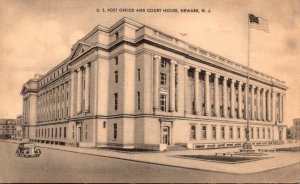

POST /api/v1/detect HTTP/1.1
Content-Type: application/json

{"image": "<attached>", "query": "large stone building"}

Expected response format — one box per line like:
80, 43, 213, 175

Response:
292, 118, 300, 140
21, 17, 287, 150
0, 119, 16, 139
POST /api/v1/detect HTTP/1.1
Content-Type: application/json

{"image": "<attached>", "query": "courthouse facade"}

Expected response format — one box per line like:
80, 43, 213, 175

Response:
21, 18, 287, 150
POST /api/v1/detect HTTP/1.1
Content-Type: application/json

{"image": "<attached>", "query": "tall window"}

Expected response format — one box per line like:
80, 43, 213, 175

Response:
229, 127, 233, 139
55, 128, 57, 138
160, 59, 166, 68
263, 128, 265, 139
115, 56, 118, 65
251, 128, 254, 139
64, 127, 67, 139
114, 71, 118, 83
114, 93, 118, 110
113, 123, 117, 140
237, 127, 241, 139
72, 126, 75, 139
257, 128, 260, 139
201, 126, 207, 139
268, 128, 271, 139
160, 73, 166, 85
115, 32, 119, 40
52, 128, 53, 138
85, 124, 88, 139
137, 91, 141, 110
221, 126, 225, 139
137, 69, 141, 81
59, 127, 61, 138
160, 94, 167, 111
212, 126, 216, 139
190, 125, 196, 139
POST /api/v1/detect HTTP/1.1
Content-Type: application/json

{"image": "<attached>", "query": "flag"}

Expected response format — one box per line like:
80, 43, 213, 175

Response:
249, 14, 269, 32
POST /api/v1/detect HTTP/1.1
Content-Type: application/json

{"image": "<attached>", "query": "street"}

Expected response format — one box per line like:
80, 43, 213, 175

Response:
0, 142, 299, 183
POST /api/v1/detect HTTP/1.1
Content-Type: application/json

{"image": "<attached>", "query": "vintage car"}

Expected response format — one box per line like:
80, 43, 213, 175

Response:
16, 142, 41, 157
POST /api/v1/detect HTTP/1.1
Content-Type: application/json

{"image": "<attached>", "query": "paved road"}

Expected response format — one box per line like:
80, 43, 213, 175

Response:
0, 142, 299, 183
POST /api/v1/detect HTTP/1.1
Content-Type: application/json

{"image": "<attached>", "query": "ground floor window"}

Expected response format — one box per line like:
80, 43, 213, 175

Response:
229, 127, 233, 139
113, 123, 117, 140
212, 126, 216, 139
257, 128, 260, 139
190, 125, 196, 139
201, 126, 207, 139
263, 128, 265, 139
237, 127, 241, 139
221, 126, 225, 139
64, 127, 67, 139
251, 128, 254, 139
268, 128, 271, 139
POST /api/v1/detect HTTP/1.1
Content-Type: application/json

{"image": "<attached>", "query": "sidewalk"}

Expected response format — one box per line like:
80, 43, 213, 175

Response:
3, 139, 300, 174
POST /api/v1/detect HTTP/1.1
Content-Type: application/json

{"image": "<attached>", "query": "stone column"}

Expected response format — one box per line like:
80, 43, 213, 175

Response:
283, 94, 286, 123
84, 63, 90, 112
214, 74, 220, 117
279, 93, 282, 122
262, 88, 266, 121
184, 65, 190, 115
176, 63, 185, 115
223, 77, 228, 118
76, 67, 82, 114
251, 85, 255, 120
237, 81, 243, 119
205, 71, 211, 116
267, 90, 271, 121
70, 71, 76, 117
230, 79, 236, 118
153, 55, 161, 111
272, 91, 276, 123
257, 87, 261, 121
170, 60, 177, 112
194, 68, 201, 115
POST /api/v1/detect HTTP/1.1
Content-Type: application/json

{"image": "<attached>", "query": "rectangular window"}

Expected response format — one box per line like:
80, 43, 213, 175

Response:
257, 128, 260, 139
190, 125, 196, 139
115, 56, 118, 65
48, 128, 50, 138
160, 59, 166, 68
72, 126, 75, 139
201, 126, 207, 139
237, 127, 241, 139
221, 127, 225, 139
52, 128, 54, 138
55, 128, 57, 138
229, 127, 233, 139
85, 124, 88, 139
160, 73, 166, 85
251, 128, 254, 139
268, 128, 271, 139
113, 123, 117, 140
137, 91, 141, 110
64, 127, 67, 139
115, 32, 119, 40
114, 93, 118, 110
137, 69, 141, 81
263, 128, 265, 139
103, 121, 106, 128
59, 127, 61, 138
160, 94, 167, 111
114, 71, 118, 83
212, 126, 216, 139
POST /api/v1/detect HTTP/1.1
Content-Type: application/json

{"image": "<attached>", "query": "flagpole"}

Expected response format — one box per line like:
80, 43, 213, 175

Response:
246, 14, 250, 142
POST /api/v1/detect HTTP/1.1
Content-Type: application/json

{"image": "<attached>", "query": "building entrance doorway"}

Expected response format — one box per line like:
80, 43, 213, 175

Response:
162, 126, 170, 145
76, 122, 82, 145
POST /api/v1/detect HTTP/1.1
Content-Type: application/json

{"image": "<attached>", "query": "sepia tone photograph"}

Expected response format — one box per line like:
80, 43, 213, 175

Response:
0, 0, 299, 183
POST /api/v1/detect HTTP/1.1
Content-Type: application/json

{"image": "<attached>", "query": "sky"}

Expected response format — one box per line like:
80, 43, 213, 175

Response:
0, 0, 299, 127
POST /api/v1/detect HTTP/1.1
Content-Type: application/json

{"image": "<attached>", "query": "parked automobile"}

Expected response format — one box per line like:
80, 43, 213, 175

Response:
16, 142, 41, 157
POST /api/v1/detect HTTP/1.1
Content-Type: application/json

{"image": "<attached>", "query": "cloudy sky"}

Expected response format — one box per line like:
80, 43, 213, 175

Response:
0, 0, 299, 126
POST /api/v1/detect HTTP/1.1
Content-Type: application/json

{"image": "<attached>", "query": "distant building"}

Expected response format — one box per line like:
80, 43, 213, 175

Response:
20, 17, 287, 150
293, 118, 300, 140
16, 115, 24, 140
0, 119, 16, 139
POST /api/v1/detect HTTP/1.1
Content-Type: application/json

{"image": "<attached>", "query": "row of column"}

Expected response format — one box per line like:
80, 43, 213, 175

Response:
152, 55, 285, 123
76, 63, 90, 114
37, 81, 70, 122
